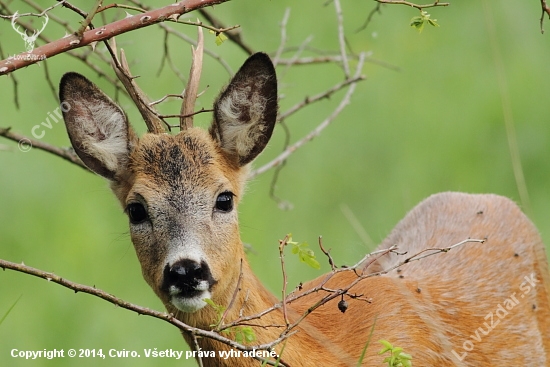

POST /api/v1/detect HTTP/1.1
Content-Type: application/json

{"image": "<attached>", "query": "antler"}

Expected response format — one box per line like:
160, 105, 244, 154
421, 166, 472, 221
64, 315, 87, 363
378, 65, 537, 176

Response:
108, 38, 166, 134
180, 26, 204, 130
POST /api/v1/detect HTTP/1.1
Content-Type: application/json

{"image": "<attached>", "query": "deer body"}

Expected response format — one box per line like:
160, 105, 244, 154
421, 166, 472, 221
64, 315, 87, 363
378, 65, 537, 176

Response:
60, 53, 550, 366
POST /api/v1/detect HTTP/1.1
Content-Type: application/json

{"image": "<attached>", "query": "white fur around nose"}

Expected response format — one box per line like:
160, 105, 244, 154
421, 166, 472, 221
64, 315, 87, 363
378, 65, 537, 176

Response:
165, 239, 211, 313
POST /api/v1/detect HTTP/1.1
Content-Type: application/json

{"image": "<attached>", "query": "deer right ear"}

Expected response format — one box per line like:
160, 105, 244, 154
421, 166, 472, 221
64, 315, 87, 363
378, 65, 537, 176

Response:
210, 52, 278, 166
59, 72, 136, 181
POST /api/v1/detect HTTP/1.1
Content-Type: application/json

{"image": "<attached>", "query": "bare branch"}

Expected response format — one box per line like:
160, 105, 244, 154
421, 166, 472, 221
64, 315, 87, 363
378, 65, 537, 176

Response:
250, 52, 367, 179
273, 8, 291, 67
333, 0, 349, 77
75, 0, 103, 38
0, 0, 231, 76
356, 2, 383, 32
0, 258, 290, 367
198, 8, 255, 55
375, 0, 450, 10
278, 236, 291, 327
0, 127, 88, 171
107, 39, 167, 133
541, 0, 550, 33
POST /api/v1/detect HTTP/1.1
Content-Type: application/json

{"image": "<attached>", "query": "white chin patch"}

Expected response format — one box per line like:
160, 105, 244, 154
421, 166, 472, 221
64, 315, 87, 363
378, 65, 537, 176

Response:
171, 291, 211, 313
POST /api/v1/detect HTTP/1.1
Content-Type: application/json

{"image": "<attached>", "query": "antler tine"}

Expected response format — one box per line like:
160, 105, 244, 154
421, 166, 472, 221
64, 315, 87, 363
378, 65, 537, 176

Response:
180, 26, 204, 130
109, 38, 166, 134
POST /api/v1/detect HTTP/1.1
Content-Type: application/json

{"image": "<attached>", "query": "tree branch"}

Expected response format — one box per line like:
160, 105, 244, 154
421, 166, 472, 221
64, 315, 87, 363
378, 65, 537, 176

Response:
0, 127, 88, 171
374, 0, 450, 10
250, 52, 367, 179
0, 0, 231, 76
0, 258, 289, 367
541, 0, 550, 33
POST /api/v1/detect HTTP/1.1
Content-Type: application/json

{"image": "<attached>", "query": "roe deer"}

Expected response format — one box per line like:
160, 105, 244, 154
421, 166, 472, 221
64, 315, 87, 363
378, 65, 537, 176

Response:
59, 53, 550, 366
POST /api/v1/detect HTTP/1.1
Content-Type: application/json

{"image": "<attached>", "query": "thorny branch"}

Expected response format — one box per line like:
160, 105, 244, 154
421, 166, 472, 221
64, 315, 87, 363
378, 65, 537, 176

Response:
250, 52, 367, 179
0, 0, 231, 75
0, 258, 288, 367
0, 236, 484, 365
374, 0, 450, 10
0, 127, 87, 170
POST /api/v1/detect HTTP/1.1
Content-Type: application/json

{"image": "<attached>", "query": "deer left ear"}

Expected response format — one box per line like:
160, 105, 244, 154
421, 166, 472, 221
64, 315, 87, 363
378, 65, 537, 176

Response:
210, 52, 278, 166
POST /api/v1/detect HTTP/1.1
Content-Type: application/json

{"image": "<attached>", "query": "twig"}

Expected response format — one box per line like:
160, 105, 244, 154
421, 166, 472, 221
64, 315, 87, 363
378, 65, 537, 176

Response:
157, 31, 186, 81
250, 52, 367, 179
0, 0, 64, 18
218, 260, 244, 329
374, 0, 450, 10
0, 258, 290, 366
106, 38, 167, 133
278, 236, 291, 327
126, 0, 233, 74
0, 0, 231, 76
356, 2, 383, 32
540, 0, 550, 33
179, 19, 240, 34
333, 0, 349, 77
191, 333, 204, 367
158, 23, 233, 75
318, 236, 336, 271
0, 43, 19, 109
75, 0, 103, 38
0, 127, 88, 171
273, 8, 291, 67
198, 8, 255, 55
279, 73, 366, 122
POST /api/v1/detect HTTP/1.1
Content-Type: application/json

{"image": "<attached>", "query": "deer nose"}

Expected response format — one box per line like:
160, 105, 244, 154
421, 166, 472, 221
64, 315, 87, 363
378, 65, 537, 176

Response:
162, 259, 216, 297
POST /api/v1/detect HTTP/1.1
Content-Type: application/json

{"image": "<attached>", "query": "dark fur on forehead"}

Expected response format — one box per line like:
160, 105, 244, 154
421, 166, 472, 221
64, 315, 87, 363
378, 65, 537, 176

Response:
131, 133, 215, 188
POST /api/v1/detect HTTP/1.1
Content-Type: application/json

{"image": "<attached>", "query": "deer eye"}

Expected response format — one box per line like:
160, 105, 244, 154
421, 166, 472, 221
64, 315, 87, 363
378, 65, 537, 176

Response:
127, 202, 149, 224
215, 192, 234, 212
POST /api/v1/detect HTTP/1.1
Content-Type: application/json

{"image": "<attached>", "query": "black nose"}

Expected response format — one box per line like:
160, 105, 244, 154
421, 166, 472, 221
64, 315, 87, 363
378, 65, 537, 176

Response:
161, 259, 216, 297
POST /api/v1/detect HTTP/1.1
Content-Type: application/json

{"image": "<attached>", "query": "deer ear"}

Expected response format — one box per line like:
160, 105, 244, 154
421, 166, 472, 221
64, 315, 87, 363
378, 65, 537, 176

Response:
59, 72, 136, 181
210, 52, 278, 166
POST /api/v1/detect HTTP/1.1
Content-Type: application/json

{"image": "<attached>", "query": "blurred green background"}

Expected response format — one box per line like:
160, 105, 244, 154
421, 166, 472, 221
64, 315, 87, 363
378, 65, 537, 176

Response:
1, 1, 549, 366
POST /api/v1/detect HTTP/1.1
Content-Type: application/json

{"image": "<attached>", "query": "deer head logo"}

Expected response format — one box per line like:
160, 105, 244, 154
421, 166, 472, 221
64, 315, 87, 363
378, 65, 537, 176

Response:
11, 12, 49, 52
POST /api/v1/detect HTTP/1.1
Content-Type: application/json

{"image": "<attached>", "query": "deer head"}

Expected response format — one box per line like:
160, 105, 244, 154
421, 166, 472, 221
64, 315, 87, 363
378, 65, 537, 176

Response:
59, 53, 277, 316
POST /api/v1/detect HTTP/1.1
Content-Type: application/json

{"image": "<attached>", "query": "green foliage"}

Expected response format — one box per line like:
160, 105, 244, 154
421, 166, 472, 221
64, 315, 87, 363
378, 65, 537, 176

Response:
410, 11, 439, 32
209, 30, 228, 45
379, 340, 413, 367
233, 326, 256, 344
203, 298, 226, 328
287, 236, 321, 269
204, 298, 256, 344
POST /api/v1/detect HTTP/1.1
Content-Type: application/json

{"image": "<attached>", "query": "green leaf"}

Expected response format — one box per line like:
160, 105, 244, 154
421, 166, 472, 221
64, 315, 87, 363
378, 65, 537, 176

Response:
208, 30, 228, 46
410, 11, 439, 33
215, 33, 228, 46
378, 339, 393, 354
290, 241, 321, 269
410, 16, 425, 32
234, 326, 256, 344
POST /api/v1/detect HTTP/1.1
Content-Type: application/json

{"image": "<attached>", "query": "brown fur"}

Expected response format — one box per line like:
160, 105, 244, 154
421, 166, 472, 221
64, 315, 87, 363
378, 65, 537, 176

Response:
59, 53, 550, 366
